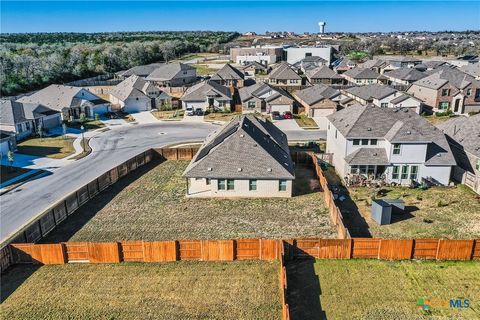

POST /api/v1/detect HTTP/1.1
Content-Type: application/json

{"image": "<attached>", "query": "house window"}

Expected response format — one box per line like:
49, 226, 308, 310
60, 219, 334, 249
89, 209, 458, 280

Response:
356, 79, 361, 84
466, 88, 472, 96
438, 101, 449, 110
249, 179, 257, 191
335, 130, 338, 139
368, 80, 374, 84
25, 122, 31, 131
401, 165, 409, 179
227, 179, 235, 190
353, 139, 360, 145
392, 166, 400, 179
350, 165, 359, 174
359, 165, 367, 174
393, 143, 401, 155
206, 178, 211, 185
380, 103, 388, 108
361, 139, 368, 145
328, 123, 330, 130
17, 124, 23, 133
370, 139, 378, 145
218, 101, 227, 108
410, 166, 418, 180
248, 101, 256, 109
441, 89, 450, 96
476, 160, 480, 171
367, 166, 375, 175
218, 179, 226, 190
475, 89, 480, 99
279, 180, 287, 191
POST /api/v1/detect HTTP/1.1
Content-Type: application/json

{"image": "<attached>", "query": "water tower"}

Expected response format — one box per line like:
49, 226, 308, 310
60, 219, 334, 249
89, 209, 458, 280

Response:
318, 21, 326, 34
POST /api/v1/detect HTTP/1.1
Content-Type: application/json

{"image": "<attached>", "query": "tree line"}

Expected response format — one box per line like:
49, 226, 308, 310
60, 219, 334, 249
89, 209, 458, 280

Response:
0, 31, 239, 96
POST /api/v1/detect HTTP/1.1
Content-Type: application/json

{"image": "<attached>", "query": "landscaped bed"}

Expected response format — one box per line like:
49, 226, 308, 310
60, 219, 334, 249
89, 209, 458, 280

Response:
2, 261, 281, 319
152, 109, 184, 120
67, 120, 105, 131
41, 160, 335, 242
287, 259, 480, 320
16, 136, 76, 159
294, 114, 319, 128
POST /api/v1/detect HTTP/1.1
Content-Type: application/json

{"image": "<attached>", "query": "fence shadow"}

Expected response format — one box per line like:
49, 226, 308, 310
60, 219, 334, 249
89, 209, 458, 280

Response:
39, 159, 163, 243
293, 164, 320, 197
334, 187, 372, 238
1, 264, 40, 303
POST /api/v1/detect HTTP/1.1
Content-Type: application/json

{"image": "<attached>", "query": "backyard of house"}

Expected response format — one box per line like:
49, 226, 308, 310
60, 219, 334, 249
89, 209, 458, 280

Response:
2, 261, 282, 320
287, 259, 480, 320
42, 160, 336, 242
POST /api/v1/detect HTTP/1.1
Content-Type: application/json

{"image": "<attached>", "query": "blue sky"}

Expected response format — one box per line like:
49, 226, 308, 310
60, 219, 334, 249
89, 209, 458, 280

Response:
1, 1, 479, 33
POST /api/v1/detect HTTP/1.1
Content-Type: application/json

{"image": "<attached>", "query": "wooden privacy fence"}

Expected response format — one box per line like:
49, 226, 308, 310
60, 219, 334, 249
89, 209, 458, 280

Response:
9, 238, 479, 266
279, 245, 290, 320
308, 152, 351, 239
153, 147, 199, 160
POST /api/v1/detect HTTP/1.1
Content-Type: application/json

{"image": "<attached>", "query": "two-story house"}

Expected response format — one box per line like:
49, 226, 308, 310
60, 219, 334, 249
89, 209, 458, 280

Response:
183, 114, 294, 198
437, 114, 480, 194
210, 64, 245, 88
109, 75, 171, 113
326, 105, 455, 186
407, 68, 480, 115
305, 66, 345, 85
267, 62, 303, 88
384, 67, 428, 86
342, 67, 388, 85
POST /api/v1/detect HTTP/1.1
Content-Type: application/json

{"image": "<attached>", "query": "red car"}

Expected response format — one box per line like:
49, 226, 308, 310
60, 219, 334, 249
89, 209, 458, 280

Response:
283, 111, 293, 119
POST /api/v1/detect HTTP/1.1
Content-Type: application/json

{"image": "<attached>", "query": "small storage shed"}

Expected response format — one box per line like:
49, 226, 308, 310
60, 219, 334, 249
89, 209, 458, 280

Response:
371, 200, 392, 225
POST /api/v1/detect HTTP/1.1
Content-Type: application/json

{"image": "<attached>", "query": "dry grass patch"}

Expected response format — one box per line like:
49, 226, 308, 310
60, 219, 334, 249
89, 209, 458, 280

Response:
16, 136, 75, 159
1, 261, 281, 320
42, 160, 335, 242
288, 259, 480, 320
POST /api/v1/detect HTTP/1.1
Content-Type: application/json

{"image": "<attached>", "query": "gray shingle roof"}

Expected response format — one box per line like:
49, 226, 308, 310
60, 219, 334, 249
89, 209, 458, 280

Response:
437, 114, 480, 158
294, 84, 340, 105
344, 84, 397, 101
384, 68, 428, 82
146, 63, 195, 81
389, 94, 420, 105
181, 80, 231, 102
17, 84, 105, 111
306, 66, 343, 80
240, 61, 268, 71
459, 63, 480, 78
183, 115, 294, 179
110, 75, 164, 102
327, 105, 456, 165
359, 59, 387, 69
345, 148, 389, 165
0, 100, 58, 125
210, 64, 245, 81
269, 62, 302, 80
238, 82, 292, 104
116, 63, 164, 78
343, 67, 384, 80
414, 68, 477, 90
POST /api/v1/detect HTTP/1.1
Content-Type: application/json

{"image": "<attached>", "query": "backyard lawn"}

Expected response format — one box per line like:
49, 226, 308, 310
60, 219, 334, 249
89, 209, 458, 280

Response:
2, 261, 281, 320
287, 259, 480, 320
42, 160, 335, 242
294, 114, 319, 128
16, 136, 76, 159
192, 64, 218, 76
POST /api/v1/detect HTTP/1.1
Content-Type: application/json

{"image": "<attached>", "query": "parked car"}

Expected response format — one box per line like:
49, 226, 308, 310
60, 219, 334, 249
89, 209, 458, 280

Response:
186, 107, 194, 116
271, 111, 283, 120
195, 108, 204, 116
283, 111, 293, 119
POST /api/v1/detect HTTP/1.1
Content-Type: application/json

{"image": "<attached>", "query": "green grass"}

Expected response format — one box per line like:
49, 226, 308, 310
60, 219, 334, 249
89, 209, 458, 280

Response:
192, 64, 218, 76
294, 114, 319, 128
348, 185, 480, 239
1, 261, 281, 320
287, 259, 480, 320
16, 136, 76, 159
204, 112, 242, 122
67, 120, 105, 131
42, 160, 335, 242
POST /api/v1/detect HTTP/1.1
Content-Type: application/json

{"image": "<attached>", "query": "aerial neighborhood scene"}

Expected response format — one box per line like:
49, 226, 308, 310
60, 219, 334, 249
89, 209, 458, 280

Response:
1, 1, 480, 319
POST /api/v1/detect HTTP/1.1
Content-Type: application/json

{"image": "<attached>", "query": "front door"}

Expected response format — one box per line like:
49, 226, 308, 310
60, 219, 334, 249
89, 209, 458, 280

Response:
454, 99, 461, 113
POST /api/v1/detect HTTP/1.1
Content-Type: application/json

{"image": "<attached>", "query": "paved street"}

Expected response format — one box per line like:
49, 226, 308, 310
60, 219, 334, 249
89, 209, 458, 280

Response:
0, 121, 326, 244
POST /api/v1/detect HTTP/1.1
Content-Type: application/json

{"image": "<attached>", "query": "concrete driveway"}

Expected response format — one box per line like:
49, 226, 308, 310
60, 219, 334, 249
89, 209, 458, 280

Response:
272, 119, 301, 131
183, 114, 205, 122
130, 111, 159, 124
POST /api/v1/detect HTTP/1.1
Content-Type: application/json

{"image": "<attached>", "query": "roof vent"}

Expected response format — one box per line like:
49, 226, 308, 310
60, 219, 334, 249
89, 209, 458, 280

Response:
237, 168, 242, 172
367, 127, 372, 131
267, 168, 272, 172
240, 134, 244, 137
406, 131, 411, 135
207, 167, 212, 171
373, 152, 378, 156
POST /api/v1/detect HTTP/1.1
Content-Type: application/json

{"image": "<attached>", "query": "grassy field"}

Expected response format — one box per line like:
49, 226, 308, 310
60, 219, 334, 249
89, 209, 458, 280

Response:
42, 160, 335, 242
348, 185, 480, 239
192, 64, 219, 75
16, 136, 76, 159
204, 112, 242, 122
294, 114, 319, 128
2, 261, 281, 320
287, 259, 480, 320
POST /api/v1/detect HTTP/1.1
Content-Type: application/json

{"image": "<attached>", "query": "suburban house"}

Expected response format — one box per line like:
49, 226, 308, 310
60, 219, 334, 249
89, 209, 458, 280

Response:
115, 63, 164, 80
415, 60, 450, 71
407, 68, 480, 114
17, 84, 110, 120
230, 46, 283, 65
146, 63, 197, 87
182, 114, 295, 197
0, 130, 16, 156
334, 58, 357, 74
341, 67, 388, 85
382, 57, 422, 72
305, 66, 345, 85
358, 59, 388, 74
293, 56, 329, 73
109, 75, 171, 113
384, 67, 428, 86
437, 114, 480, 194
210, 64, 245, 88
293, 84, 341, 129
239, 61, 268, 79
326, 105, 456, 186
0, 100, 61, 140
459, 62, 480, 79
267, 62, 303, 88
181, 80, 232, 112
238, 82, 295, 114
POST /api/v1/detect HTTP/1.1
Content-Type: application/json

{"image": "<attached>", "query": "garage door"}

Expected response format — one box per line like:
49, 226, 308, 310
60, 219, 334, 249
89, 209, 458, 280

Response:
270, 104, 291, 113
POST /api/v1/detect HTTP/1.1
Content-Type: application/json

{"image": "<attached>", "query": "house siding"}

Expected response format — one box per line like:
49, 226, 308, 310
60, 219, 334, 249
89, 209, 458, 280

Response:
187, 178, 292, 198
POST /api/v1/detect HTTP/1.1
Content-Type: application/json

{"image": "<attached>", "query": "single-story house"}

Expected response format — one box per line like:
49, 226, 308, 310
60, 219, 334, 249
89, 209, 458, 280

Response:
115, 63, 165, 80
109, 75, 171, 113
0, 100, 61, 140
146, 63, 197, 87
342, 67, 388, 85
181, 80, 232, 112
0, 130, 17, 156
305, 66, 345, 85
238, 82, 295, 114
17, 84, 110, 121
183, 114, 295, 197
238, 61, 269, 79
384, 67, 428, 86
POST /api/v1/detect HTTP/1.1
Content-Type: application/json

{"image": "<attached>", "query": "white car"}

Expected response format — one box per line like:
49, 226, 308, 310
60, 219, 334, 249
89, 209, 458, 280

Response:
186, 107, 194, 116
